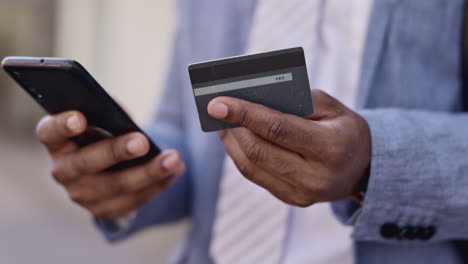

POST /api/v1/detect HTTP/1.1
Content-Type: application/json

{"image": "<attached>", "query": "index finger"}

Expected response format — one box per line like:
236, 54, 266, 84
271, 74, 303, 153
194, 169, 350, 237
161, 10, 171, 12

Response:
36, 110, 87, 153
208, 97, 322, 152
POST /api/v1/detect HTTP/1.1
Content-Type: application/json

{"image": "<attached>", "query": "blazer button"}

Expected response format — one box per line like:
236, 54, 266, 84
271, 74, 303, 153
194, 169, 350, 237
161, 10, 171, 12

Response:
380, 223, 400, 239
400, 226, 417, 240
417, 226, 436, 240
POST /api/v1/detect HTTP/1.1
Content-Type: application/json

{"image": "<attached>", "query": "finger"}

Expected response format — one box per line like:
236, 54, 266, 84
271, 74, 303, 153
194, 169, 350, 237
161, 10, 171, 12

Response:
85, 176, 175, 220
36, 111, 87, 153
67, 150, 185, 203
230, 128, 329, 204
208, 97, 323, 152
220, 130, 298, 205
229, 127, 310, 182
52, 132, 151, 183
309, 89, 347, 120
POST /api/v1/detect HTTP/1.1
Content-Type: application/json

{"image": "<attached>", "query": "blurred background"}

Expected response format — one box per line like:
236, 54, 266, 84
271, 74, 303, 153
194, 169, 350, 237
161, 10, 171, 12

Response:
0, 0, 189, 263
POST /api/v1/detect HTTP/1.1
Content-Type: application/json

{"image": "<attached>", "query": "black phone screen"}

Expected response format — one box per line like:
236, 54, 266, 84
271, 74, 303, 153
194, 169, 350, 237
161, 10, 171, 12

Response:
2, 59, 160, 169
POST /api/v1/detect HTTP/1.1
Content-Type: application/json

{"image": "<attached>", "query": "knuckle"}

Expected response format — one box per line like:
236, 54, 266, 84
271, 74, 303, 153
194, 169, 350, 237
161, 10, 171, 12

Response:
267, 118, 288, 142
280, 197, 298, 206
68, 191, 84, 204
275, 159, 298, 176
117, 197, 133, 210
143, 166, 154, 182
137, 190, 158, 207
141, 194, 156, 206
102, 180, 124, 196
145, 161, 164, 181
71, 155, 89, 175
312, 182, 329, 198
108, 210, 129, 220
131, 194, 147, 207
126, 177, 147, 193
294, 199, 314, 208
245, 142, 264, 164
118, 196, 142, 215
322, 140, 346, 166
218, 130, 228, 140
91, 208, 108, 219
87, 205, 102, 217
237, 163, 256, 181
50, 164, 64, 183
237, 106, 250, 126
304, 178, 331, 201
110, 140, 126, 163
51, 161, 76, 183
270, 186, 302, 206
292, 192, 315, 207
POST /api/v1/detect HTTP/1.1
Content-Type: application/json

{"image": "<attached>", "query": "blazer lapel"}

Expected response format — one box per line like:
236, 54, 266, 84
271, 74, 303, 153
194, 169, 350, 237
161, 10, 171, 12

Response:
357, 0, 401, 109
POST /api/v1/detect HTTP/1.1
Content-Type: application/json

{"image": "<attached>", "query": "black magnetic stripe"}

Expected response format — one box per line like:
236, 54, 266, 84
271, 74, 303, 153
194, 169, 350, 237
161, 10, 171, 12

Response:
189, 50, 305, 84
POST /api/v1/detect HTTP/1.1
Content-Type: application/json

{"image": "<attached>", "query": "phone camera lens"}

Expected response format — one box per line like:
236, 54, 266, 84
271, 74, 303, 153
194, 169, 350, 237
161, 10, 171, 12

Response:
40, 59, 45, 64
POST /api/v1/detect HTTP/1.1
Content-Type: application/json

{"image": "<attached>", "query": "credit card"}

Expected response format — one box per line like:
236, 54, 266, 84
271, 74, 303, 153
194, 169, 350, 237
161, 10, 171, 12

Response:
188, 47, 314, 132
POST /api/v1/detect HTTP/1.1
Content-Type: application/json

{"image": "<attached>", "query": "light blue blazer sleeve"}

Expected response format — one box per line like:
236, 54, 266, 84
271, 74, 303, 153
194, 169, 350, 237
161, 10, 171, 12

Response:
332, 0, 468, 245
333, 109, 468, 243
95, 27, 193, 243
355, 110, 468, 242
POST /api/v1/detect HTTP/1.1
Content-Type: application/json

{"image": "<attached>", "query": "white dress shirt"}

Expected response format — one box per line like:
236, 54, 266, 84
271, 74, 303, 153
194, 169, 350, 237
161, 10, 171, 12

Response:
219, 1, 373, 263
119, 1, 373, 263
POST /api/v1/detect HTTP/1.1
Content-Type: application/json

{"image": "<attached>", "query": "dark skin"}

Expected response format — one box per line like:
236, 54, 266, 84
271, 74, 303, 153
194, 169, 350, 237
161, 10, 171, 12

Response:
36, 112, 186, 220
207, 89, 371, 207
36, 89, 369, 220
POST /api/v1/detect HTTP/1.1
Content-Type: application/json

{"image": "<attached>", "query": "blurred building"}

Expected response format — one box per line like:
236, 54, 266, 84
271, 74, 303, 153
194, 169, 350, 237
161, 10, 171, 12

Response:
0, 1, 188, 263
0, 0, 55, 131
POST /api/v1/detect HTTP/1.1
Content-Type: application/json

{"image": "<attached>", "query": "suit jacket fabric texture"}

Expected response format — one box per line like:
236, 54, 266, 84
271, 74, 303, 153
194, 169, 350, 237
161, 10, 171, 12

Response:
96, 0, 468, 263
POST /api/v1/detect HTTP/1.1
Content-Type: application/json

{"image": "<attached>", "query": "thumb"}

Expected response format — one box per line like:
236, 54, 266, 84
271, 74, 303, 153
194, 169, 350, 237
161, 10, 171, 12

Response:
308, 89, 348, 120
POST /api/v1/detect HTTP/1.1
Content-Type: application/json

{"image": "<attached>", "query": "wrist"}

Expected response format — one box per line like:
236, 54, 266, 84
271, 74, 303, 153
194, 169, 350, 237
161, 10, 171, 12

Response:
351, 165, 370, 204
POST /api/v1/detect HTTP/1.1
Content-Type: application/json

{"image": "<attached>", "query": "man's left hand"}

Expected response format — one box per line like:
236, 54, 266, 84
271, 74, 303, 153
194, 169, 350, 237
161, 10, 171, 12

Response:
207, 89, 371, 207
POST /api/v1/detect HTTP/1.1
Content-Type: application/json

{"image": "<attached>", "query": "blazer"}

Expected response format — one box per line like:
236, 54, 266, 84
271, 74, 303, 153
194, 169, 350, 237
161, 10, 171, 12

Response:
96, 0, 468, 263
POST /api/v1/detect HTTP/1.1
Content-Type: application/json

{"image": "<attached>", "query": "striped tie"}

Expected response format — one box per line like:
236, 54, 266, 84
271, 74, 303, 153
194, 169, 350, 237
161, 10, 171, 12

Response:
210, 1, 322, 263
210, 157, 289, 264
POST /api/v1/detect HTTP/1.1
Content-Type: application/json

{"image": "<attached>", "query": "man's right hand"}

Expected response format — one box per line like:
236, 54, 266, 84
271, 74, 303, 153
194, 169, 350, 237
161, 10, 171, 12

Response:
36, 110, 186, 220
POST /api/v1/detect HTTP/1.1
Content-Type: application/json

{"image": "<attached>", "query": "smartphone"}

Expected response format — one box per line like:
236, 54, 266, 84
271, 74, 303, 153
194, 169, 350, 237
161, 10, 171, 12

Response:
1, 56, 161, 170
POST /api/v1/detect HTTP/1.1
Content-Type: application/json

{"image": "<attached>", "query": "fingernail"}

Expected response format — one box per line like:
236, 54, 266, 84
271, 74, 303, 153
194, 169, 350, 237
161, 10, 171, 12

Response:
66, 115, 81, 132
208, 101, 228, 119
162, 153, 180, 171
126, 137, 146, 155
